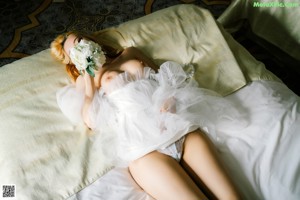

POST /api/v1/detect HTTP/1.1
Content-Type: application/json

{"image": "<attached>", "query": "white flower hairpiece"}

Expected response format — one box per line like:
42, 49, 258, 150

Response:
69, 39, 106, 77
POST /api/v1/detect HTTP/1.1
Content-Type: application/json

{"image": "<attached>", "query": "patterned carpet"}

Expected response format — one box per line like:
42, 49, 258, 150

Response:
0, 0, 299, 95
0, 0, 229, 66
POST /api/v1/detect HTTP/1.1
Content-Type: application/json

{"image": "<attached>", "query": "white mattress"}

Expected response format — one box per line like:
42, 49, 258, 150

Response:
70, 80, 300, 200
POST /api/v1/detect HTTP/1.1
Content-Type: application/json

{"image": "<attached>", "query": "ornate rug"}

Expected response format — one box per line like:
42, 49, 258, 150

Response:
0, 0, 230, 66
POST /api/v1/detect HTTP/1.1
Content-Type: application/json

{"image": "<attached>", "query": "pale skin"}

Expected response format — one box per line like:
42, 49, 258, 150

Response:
63, 34, 241, 200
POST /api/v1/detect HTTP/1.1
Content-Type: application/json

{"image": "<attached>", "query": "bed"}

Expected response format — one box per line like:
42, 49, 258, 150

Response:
0, 4, 299, 200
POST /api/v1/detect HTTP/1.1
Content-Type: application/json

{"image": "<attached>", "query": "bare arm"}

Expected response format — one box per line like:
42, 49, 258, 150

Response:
81, 72, 95, 128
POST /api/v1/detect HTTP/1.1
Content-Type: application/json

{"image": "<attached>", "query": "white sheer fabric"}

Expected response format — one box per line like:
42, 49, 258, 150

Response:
72, 80, 300, 200
57, 61, 246, 166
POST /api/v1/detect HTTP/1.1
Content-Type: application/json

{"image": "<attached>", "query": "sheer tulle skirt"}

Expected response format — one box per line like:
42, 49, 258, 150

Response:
95, 61, 248, 165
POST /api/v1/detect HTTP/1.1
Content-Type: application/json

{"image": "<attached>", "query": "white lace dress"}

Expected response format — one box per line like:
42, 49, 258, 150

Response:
57, 61, 245, 165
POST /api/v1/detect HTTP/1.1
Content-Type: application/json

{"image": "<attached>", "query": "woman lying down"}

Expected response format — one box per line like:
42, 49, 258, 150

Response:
51, 32, 300, 200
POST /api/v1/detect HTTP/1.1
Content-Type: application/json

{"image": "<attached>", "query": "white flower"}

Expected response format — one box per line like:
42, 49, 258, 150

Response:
69, 39, 106, 76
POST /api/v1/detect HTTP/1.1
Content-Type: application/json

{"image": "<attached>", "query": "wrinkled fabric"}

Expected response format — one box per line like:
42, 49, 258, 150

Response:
57, 61, 245, 165
72, 80, 300, 200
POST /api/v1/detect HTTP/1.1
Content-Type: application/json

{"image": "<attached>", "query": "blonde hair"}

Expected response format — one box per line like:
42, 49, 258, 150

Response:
50, 31, 122, 81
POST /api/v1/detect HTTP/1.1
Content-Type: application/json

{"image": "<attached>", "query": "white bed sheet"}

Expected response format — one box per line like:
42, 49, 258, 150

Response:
69, 80, 300, 200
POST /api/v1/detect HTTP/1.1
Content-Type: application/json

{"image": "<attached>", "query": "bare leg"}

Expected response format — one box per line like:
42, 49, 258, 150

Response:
181, 130, 241, 200
129, 151, 208, 200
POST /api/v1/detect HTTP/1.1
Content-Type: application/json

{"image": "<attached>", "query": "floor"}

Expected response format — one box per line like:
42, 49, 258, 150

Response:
0, 0, 229, 66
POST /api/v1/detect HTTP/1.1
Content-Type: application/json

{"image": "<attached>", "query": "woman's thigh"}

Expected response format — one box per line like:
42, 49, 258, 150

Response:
181, 130, 240, 200
129, 151, 208, 200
